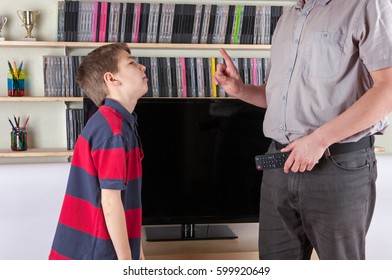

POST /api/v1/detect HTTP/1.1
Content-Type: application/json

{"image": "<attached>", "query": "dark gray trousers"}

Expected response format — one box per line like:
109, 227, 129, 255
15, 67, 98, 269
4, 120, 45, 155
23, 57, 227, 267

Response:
258, 142, 377, 260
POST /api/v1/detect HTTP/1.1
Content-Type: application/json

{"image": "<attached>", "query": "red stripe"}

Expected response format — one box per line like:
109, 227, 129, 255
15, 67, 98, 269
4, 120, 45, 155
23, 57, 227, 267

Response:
100, 106, 123, 135
48, 249, 71, 260
59, 194, 110, 239
125, 208, 142, 238
72, 137, 97, 176
93, 148, 127, 180
126, 148, 143, 182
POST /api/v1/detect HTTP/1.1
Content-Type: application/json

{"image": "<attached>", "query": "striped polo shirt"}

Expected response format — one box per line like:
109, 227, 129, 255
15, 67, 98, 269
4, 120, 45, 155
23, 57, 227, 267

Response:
49, 98, 143, 260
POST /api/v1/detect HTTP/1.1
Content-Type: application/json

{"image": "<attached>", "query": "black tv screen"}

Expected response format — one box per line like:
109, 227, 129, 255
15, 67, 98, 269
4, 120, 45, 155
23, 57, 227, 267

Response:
136, 98, 271, 239
84, 97, 271, 241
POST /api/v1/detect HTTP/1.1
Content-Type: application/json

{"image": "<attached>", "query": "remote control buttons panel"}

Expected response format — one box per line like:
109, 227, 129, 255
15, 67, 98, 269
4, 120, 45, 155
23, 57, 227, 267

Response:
255, 152, 290, 170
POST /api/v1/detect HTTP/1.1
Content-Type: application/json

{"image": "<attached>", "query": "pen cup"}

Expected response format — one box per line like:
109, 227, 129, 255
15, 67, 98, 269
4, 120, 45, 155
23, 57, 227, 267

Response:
8, 70, 25, 97
11, 128, 28, 151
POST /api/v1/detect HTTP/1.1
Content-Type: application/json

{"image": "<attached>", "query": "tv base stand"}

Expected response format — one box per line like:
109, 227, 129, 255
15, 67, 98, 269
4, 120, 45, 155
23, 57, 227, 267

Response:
145, 224, 238, 242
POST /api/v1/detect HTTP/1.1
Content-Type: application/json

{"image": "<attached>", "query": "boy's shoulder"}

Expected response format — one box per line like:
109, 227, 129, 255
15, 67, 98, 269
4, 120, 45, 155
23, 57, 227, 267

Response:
83, 104, 124, 137
97, 105, 124, 135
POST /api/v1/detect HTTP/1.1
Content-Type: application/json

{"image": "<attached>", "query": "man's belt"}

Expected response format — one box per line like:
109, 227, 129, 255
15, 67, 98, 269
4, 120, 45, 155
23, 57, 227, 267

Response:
274, 135, 375, 157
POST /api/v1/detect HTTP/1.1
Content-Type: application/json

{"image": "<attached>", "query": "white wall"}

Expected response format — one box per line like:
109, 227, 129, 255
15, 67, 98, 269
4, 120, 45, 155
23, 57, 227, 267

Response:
0, 156, 391, 260
366, 154, 392, 259
0, 163, 69, 260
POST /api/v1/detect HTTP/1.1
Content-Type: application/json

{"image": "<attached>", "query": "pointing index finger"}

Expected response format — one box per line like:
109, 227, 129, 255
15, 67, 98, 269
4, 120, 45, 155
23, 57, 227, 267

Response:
219, 48, 236, 68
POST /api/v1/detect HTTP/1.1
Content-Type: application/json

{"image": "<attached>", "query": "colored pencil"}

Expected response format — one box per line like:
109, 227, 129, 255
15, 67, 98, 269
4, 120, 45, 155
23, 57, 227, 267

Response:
22, 116, 30, 130
8, 117, 16, 130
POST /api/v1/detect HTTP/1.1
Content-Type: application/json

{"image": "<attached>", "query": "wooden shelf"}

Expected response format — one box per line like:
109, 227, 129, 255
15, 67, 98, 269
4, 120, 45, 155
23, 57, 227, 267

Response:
0, 96, 236, 102
0, 148, 73, 158
0, 96, 83, 102
0, 41, 271, 51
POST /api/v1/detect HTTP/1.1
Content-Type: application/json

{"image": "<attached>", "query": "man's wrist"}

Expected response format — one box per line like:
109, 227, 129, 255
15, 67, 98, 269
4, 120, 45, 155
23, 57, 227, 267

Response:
237, 84, 246, 97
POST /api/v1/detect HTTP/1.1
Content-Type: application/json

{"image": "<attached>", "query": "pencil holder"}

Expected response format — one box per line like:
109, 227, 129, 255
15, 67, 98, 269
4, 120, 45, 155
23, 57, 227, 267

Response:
7, 70, 25, 97
11, 128, 28, 151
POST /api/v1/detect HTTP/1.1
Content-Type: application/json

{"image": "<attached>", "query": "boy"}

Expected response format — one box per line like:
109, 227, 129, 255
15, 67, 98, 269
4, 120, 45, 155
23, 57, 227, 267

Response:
49, 43, 148, 260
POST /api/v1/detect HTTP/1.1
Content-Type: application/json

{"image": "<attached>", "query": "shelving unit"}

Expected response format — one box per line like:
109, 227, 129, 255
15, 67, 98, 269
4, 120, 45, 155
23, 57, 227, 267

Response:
0, 148, 73, 158
0, 37, 271, 162
0, 41, 271, 51
2, 0, 332, 164
0, 41, 270, 160
0, 93, 82, 161
0, 96, 83, 102
1, 0, 389, 163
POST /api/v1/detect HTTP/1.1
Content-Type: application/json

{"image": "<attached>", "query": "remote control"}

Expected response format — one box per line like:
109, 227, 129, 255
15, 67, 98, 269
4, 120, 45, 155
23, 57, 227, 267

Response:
255, 152, 290, 170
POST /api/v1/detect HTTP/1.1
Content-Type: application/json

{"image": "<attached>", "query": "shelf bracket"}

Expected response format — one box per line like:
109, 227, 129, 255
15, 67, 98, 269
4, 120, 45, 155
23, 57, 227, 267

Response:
64, 46, 70, 56
64, 101, 71, 109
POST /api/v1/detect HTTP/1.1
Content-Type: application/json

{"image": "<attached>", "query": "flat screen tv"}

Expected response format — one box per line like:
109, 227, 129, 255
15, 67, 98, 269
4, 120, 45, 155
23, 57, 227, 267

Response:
84, 97, 271, 241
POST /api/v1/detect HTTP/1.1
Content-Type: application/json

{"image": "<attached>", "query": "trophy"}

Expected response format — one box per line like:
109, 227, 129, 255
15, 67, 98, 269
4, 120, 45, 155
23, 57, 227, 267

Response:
17, 10, 40, 40
0, 16, 7, 41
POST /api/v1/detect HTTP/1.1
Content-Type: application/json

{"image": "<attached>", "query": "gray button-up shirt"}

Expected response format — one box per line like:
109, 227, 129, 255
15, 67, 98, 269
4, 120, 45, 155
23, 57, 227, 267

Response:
263, 0, 392, 144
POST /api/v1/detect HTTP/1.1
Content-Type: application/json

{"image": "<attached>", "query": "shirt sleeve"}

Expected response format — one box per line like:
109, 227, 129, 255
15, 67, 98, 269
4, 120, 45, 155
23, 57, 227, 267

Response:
92, 134, 127, 190
358, 0, 392, 71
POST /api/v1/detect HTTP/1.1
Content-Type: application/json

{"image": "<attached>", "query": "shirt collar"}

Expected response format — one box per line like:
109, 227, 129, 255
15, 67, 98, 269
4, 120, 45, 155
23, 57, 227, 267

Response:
103, 98, 137, 131
295, 0, 331, 9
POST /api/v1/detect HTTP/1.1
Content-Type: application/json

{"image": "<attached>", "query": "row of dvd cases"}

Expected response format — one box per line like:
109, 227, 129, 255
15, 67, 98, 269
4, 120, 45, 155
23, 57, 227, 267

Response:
43, 56, 270, 98
58, 1, 286, 44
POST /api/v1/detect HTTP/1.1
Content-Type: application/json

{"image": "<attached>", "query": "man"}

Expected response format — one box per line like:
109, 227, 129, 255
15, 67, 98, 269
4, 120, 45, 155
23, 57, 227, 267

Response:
214, 0, 392, 259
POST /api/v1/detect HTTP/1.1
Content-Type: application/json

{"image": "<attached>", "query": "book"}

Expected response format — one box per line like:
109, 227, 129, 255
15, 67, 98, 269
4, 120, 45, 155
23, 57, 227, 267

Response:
166, 57, 173, 97
150, 57, 159, 97
139, 3, 150, 43
200, 4, 211, 44
181, 57, 187, 97
210, 57, 217, 97
132, 3, 142, 43
225, 5, 235, 44
189, 57, 197, 97
57, 1, 65, 41
196, 57, 205, 97
98, 2, 108, 42
175, 57, 183, 97
207, 5, 217, 44
233, 5, 243, 44
124, 3, 134, 42
191, 4, 203, 43
203, 57, 211, 97
92, 1, 101, 42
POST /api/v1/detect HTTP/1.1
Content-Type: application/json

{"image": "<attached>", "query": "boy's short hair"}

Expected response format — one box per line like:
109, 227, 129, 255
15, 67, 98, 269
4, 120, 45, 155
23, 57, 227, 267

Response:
76, 43, 130, 107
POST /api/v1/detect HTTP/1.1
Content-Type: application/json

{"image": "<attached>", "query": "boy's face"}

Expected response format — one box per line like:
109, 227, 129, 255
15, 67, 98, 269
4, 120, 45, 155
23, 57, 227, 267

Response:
114, 50, 148, 98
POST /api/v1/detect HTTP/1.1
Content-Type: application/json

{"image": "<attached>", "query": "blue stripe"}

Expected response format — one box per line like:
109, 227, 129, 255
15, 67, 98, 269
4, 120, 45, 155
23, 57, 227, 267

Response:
51, 223, 141, 260
51, 223, 116, 259
67, 166, 142, 209
66, 166, 101, 208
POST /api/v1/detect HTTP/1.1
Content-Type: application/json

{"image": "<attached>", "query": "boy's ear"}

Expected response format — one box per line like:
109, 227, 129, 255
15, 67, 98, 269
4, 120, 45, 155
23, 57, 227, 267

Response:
103, 72, 119, 85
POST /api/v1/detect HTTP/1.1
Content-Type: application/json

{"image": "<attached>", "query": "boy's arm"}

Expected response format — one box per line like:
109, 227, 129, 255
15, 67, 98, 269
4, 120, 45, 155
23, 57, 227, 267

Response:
101, 189, 132, 260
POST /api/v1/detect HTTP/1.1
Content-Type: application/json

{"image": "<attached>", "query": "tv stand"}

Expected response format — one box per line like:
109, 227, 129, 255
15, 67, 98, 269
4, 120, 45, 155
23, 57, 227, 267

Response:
145, 224, 238, 242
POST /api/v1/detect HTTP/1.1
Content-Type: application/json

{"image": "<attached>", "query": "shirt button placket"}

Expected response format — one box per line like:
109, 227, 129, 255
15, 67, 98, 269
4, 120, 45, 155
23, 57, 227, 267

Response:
279, 11, 309, 140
